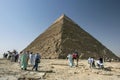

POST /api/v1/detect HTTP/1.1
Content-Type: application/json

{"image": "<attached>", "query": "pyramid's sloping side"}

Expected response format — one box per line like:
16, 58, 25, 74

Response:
24, 15, 119, 59
24, 19, 63, 59
58, 17, 118, 59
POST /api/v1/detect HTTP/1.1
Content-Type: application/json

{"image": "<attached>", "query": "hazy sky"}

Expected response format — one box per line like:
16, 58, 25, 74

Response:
0, 0, 120, 57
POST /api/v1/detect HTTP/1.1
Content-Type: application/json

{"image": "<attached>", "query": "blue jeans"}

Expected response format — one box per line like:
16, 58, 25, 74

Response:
32, 62, 38, 71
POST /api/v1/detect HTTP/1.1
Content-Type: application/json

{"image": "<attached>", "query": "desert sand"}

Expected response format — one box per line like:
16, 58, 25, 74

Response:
0, 58, 120, 80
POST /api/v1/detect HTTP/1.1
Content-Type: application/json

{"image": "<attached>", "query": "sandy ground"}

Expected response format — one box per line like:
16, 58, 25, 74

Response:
0, 58, 120, 80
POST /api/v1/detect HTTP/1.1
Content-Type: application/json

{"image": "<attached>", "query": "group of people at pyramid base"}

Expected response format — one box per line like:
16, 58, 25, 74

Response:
18, 51, 41, 71
88, 57, 104, 69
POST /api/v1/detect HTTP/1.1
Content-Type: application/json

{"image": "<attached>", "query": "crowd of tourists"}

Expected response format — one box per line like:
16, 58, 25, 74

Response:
88, 57, 104, 69
18, 51, 41, 71
67, 51, 79, 67
3, 50, 41, 71
3, 49, 109, 71
3, 50, 19, 62
67, 51, 104, 69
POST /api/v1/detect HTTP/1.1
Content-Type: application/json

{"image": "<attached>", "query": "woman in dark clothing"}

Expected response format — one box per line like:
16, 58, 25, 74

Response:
32, 53, 41, 71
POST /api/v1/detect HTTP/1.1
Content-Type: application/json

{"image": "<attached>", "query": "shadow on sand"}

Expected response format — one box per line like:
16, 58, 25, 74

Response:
51, 63, 68, 66
26, 69, 54, 73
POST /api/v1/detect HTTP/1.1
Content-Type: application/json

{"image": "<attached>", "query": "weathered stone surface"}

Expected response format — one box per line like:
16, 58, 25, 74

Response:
24, 14, 119, 59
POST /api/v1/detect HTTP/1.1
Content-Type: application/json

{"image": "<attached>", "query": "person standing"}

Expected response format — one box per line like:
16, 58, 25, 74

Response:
67, 53, 73, 67
20, 51, 28, 70
26, 51, 30, 65
18, 51, 22, 67
88, 57, 95, 68
72, 51, 79, 67
29, 52, 35, 66
32, 53, 41, 71
14, 50, 18, 62
7, 51, 12, 60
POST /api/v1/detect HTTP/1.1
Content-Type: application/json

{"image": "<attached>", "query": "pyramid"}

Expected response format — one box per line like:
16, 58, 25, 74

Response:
24, 14, 119, 59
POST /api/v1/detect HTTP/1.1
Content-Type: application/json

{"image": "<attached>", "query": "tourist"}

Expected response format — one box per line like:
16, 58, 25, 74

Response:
72, 51, 79, 67
26, 51, 30, 65
11, 51, 15, 62
7, 51, 12, 60
88, 57, 95, 68
20, 51, 29, 70
3, 53, 8, 59
29, 52, 35, 66
13, 50, 19, 62
32, 53, 41, 71
67, 53, 73, 67
18, 51, 22, 66
96, 58, 104, 69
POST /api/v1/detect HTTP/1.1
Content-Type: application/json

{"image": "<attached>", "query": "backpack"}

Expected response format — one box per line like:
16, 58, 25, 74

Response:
36, 58, 40, 63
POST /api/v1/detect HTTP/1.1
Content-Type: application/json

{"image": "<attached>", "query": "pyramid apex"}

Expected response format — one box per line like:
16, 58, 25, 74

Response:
53, 14, 76, 25
60, 14, 70, 19
60, 14, 67, 18
53, 14, 64, 24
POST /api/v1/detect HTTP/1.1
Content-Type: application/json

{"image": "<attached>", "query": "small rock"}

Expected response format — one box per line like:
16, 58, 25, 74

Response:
74, 72, 77, 74
51, 66, 54, 68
